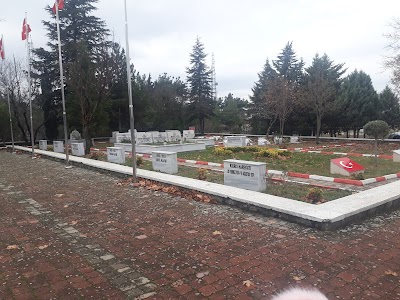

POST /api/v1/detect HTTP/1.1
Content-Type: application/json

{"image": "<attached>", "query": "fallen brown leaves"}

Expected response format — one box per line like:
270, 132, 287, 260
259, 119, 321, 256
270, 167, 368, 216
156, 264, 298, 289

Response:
115, 178, 217, 204
243, 280, 254, 287
6, 245, 19, 250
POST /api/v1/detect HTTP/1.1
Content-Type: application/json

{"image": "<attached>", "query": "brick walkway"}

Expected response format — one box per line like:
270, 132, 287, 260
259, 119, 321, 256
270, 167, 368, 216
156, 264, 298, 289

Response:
0, 151, 399, 300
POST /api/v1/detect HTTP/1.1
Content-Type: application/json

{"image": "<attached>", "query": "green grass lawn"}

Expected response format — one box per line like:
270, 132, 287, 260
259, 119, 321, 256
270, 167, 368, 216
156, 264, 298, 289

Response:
132, 159, 352, 202
177, 148, 400, 179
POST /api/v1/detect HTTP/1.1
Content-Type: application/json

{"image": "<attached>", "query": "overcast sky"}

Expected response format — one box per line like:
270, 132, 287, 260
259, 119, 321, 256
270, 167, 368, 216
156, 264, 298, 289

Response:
1, 0, 400, 99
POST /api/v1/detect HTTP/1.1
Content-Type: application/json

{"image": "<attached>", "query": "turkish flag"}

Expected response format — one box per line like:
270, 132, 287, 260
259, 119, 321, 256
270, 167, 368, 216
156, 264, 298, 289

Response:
52, 0, 65, 14
22, 18, 32, 41
0, 38, 4, 59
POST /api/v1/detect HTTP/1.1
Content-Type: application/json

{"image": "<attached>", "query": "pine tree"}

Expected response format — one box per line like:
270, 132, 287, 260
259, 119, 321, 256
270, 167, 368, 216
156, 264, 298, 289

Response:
186, 37, 214, 135
273, 41, 304, 85
337, 70, 380, 137
32, 0, 110, 141
379, 86, 400, 128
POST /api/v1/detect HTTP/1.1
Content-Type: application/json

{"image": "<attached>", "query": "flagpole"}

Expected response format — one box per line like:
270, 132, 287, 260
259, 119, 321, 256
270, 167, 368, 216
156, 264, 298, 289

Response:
124, 0, 137, 183
3, 36, 16, 153
55, 1, 70, 168
25, 13, 34, 157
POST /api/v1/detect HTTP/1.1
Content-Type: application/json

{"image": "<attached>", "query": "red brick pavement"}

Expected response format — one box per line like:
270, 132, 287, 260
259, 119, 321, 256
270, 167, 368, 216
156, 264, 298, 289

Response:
0, 151, 400, 299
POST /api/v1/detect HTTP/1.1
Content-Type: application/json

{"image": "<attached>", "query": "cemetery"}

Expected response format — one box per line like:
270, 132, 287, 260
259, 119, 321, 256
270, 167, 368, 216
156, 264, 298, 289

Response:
26, 130, 399, 204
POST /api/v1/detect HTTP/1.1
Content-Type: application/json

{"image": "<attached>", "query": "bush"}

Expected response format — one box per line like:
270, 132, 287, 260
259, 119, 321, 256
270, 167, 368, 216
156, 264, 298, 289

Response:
47, 145, 54, 151
88, 151, 106, 160
136, 155, 144, 166
213, 147, 233, 156
351, 173, 364, 180
305, 188, 323, 204
197, 168, 207, 180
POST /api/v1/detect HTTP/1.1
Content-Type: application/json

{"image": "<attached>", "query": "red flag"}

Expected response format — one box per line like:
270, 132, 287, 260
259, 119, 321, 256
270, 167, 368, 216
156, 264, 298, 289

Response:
22, 18, 32, 41
0, 38, 4, 60
52, 0, 65, 14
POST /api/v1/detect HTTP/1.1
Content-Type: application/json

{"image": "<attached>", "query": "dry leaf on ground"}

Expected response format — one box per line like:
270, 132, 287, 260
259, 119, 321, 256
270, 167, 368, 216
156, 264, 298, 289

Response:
6, 245, 19, 250
243, 280, 254, 287
385, 270, 398, 276
38, 244, 49, 250
212, 231, 222, 235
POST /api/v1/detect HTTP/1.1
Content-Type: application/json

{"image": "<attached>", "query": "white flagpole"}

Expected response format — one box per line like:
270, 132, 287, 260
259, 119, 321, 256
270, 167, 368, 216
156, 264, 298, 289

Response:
3, 36, 16, 153
124, 0, 137, 183
25, 13, 34, 157
55, 0, 71, 168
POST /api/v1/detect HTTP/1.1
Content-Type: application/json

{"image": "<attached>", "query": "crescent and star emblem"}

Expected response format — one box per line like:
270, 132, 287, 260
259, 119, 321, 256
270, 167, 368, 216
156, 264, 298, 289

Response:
339, 161, 353, 169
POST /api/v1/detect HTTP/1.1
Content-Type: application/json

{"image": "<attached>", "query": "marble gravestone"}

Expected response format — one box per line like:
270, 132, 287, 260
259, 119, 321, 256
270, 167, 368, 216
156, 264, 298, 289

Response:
224, 159, 267, 192
226, 136, 246, 147
106, 147, 125, 164
39, 140, 48, 150
71, 142, 85, 156
136, 132, 153, 144
183, 130, 195, 140
152, 132, 168, 144
393, 150, 400, 162
166, 130, 182, 143
152, 151, 178, 174
53, 141, 64, 153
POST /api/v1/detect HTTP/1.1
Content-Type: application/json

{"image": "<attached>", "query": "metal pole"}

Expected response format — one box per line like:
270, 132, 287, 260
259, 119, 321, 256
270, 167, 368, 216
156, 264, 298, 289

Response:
26, 13, 34, 157
124, 0, 137, 183
2, 36, 15, 153
55, 1, 71, 168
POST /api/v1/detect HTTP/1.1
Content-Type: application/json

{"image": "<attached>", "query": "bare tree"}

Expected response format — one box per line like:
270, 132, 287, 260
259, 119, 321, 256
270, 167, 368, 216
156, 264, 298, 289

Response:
264, 76, 296, 139
384, 18, 400, 93
0, 58, 43, 144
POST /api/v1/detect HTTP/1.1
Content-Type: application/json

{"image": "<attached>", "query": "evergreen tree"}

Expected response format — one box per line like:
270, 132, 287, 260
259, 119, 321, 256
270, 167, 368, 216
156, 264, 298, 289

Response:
379, 86, 400, 128
32, 0, 110, 140
273, 41, 304, 85
303, 53, 345, 143
337, 70, 380, 137
249, 59, 277, 134
186, 37, 214, 135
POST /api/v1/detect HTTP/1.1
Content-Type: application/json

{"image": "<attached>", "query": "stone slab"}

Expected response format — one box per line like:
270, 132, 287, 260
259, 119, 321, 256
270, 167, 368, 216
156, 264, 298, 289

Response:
53, 141, 64, 153
152, 151, 178, 174
71, 143, 85, 156
224, 159, 267, 192
39, 140, 48, 151
107, 147, 125, 164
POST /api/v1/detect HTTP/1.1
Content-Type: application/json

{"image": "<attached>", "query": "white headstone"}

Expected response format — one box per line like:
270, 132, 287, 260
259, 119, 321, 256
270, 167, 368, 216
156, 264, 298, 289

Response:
274, 136, 283, 144
152, 151, 178, 174
152, 131, 168, 144
107, 147, 125, 164
116, 132, 132, 143
393, 150, 400, 162
183, 130, 195, 140
290, 136, 300, 143
166, 130, 182, 143
224, 159, 267, 192
226, 136, 247, 147
53, 141, 64, 153
136, 132, 154, 144
257, 137, 270, 146
39, 140, 48, 150
71, 142, 85, 156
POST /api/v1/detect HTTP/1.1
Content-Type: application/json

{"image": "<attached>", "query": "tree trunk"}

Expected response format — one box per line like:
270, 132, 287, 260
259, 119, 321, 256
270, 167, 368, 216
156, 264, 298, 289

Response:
316, 115, 322, 145
265, 117, 277, 141
374, 138, 378, 167
82, 124, 92, 155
